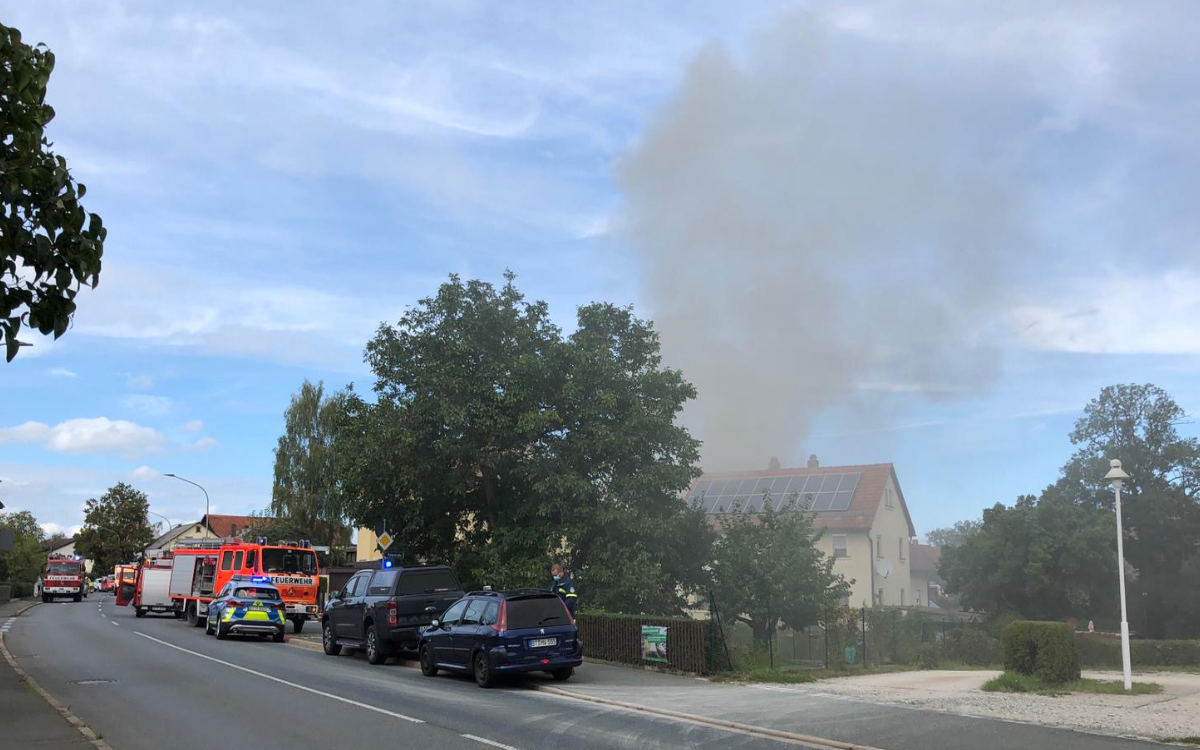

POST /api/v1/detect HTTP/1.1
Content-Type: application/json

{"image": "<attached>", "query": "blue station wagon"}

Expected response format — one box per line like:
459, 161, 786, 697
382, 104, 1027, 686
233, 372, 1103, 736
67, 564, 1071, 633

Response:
418, 590, 582, 687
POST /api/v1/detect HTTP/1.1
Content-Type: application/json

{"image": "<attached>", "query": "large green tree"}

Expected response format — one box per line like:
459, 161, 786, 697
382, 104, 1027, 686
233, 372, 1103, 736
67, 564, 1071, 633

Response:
709, 498, 848, 646
343, 272, 707, 613
1053, 384, 1200, 637
938, 492, 1117, 622
0, 509, 45, 583
1, 23, 105, 361
75, 483, 154, 574
271, 380, 350, 550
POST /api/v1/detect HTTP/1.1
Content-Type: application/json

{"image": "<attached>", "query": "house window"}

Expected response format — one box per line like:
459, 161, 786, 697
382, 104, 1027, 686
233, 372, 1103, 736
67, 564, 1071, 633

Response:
884, 488, 893, 508
899, 538, 906, 561
916, 592, 922, 606
832, 535, 848, 558
876, 535, 883, 558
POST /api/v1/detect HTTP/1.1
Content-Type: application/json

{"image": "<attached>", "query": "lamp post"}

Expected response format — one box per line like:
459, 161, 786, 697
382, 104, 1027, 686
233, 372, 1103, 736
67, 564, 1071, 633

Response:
1104, 458, 1133, 691
147, 510, 175, 533
164, 473, 210, 537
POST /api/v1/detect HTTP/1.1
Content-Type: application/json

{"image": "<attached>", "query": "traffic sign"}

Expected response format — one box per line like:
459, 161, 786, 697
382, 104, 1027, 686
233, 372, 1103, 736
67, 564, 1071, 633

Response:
377, 531, 393, 551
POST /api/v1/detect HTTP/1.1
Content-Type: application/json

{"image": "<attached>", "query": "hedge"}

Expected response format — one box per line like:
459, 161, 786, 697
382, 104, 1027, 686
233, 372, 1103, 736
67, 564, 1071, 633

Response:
0, 581, 33, 599
1002, 620, 1080, 684
1077, 635, 1200, 667
576, 612, 716, 674
946, 627, 1000, 666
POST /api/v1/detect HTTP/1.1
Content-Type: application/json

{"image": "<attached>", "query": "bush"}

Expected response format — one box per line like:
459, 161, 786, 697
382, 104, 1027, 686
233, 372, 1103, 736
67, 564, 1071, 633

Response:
1002, 621, 1080, 684
1, 581, 32, 598
913, 644, 940, 669
946, 628, 1000, 666
1077, 635, 1200, 667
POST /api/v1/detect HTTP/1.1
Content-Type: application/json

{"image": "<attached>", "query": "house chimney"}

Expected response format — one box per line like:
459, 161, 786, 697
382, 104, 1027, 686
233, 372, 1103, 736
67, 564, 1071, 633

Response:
768, 456, 781, 471
807, 454, 819, 469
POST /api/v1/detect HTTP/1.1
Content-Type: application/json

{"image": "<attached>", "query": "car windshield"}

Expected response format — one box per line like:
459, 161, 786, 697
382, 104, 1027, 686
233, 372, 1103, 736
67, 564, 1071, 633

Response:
260, 548, 317, 575
505, 596, 569, 629
233, 587, 280, 601
46, 561, 78, 574
396, 568, 460, 595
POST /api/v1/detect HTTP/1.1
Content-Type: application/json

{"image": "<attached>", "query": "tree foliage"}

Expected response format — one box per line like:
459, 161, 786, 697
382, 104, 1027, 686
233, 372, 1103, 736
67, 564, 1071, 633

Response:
709, 498, 849, 645
271, 380, 350, 549
939, 384, 1200, 637
75, 483, 154, 574
1, 23, 105, 361
341, 272, 707, 614
925, 520, 980, 548
0, 509, 45, 583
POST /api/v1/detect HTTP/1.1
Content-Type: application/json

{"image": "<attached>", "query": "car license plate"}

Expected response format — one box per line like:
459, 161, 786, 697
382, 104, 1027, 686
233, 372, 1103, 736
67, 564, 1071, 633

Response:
528, 637, 557, 648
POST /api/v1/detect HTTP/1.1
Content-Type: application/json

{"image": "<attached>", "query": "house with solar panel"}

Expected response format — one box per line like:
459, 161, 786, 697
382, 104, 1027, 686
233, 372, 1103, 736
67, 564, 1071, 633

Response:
688, 455, 917, 608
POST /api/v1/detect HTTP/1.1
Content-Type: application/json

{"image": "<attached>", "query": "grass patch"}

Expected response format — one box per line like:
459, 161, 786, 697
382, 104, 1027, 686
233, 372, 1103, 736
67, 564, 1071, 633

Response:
983, 671, 1163, 696
714, 663, 914, 684
1161, 737, 1200, 745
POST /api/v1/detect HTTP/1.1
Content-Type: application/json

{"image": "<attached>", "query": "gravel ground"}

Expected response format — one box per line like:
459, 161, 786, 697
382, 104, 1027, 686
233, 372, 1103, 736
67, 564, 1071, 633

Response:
775, 669, 1200, 742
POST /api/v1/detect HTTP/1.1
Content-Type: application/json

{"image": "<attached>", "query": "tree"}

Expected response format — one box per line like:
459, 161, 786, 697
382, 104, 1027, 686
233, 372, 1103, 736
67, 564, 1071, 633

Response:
0, 510, 45, 583
344, 272, 707, 613
709, 498, 849, 646
938, 492, 1117, 622
1053, 384, 1200, 637
74, 483, 154, 574
1, 23, 106, 361
271, 380, 350, 551
926, 520, 981, 548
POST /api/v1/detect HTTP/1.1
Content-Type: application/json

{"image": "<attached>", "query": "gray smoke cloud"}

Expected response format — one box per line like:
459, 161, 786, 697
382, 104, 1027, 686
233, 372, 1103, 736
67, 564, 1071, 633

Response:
618, 9, 1058, 471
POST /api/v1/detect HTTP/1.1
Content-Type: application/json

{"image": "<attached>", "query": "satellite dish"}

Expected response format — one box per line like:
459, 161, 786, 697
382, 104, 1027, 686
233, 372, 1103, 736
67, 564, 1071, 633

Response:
876, 559, 893, 579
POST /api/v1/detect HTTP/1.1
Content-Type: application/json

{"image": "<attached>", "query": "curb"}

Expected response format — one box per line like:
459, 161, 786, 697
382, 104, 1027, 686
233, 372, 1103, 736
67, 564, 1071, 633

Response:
529, 683, 885, 750
0, 605, 112, 750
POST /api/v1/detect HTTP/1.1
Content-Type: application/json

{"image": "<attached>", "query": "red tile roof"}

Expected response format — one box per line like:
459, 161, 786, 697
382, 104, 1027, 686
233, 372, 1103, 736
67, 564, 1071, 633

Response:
694, 463, 916, 536
909, 542, 941, 575
201, 514, 272, 538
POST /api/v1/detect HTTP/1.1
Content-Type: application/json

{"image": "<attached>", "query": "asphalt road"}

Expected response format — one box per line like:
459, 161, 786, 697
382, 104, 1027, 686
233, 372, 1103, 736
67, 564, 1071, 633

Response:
4, 598, 1173, 750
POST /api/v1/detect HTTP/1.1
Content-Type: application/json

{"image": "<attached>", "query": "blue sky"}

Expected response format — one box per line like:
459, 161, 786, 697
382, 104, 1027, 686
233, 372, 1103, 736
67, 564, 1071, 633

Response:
3, 1, 1199, 540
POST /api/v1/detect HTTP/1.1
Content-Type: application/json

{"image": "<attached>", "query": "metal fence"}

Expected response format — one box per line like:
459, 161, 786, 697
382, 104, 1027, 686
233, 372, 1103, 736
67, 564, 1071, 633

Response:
576, 612, 718, 674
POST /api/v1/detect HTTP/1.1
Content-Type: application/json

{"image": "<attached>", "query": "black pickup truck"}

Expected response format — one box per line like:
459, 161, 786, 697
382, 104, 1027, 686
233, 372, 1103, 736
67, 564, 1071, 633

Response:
321, 564, 464, 665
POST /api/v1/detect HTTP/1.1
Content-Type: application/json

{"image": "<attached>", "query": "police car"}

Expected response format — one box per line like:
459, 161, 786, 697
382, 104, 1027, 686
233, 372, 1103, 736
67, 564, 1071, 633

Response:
205, 576, 287, 642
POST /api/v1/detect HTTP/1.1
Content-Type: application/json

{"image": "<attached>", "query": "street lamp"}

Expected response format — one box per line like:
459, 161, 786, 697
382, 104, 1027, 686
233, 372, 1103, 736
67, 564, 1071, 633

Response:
163, 473, 210, 537
147, 509, 175, 531
1104, 458, 1133, 691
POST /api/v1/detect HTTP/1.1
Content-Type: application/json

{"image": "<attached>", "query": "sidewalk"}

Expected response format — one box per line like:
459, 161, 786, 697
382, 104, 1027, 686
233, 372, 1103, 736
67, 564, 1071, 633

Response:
0, 598, 95, 748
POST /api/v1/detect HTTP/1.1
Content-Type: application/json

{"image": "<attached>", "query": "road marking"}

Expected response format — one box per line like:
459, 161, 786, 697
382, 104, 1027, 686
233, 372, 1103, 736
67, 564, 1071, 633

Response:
133, 632, 424, 723
461, 734, 520, 750
111, 621, 119, 626
0, 617, 15, 632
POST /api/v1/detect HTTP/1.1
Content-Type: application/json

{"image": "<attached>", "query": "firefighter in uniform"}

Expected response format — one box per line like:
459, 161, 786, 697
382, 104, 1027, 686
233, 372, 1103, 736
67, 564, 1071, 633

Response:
548, 562, 579, 618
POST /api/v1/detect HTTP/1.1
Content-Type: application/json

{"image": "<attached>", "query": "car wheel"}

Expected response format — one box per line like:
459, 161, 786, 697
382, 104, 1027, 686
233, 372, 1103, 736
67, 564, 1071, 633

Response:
473, 651, 495, 688
205, 617, 214, 635
135, 607, 145, 618
273, 629, 285, 643
322, 621, 342, 656
551, 667, 573, 682
216, 622, 229, 640
366, 628, 387, 665
419, 644, 438, 676
292, 617, 305, 634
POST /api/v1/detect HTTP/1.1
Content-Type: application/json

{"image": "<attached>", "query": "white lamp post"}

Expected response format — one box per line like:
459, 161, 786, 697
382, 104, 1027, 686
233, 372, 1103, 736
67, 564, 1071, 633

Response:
1104, 458, 1133, 691
164, 473, 210, 537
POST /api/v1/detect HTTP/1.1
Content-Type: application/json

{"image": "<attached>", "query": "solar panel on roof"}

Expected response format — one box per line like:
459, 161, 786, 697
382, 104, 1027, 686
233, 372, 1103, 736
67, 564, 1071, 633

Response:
831, 490, 854, 511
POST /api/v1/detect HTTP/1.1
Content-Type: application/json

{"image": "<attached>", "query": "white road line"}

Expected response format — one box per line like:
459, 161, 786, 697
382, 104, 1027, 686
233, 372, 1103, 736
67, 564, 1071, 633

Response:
133, 632, 424, 723
461, 734, 520, 750
111, 621, 119, 626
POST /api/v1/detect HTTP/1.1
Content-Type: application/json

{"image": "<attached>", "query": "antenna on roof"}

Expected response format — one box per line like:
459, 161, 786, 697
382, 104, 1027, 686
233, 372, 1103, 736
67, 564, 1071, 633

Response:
768, 456, 781, 471
807, 454, 819, 469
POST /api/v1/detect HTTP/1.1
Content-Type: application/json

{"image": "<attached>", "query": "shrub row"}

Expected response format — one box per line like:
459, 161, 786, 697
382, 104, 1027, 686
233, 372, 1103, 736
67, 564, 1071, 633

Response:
1077, 635, 1200, 667
1003, 621, 1081, 684
0, 581, 33, 599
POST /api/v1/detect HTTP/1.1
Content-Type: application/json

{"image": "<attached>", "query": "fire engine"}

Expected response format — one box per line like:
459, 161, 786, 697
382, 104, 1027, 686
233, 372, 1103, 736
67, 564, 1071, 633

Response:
168, 538, 320, 632
128, 555, 175, 617
41, 554, 87, 602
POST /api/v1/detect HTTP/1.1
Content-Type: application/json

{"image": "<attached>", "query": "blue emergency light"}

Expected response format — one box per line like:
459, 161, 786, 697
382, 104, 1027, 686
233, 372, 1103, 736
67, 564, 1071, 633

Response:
251, 576, 271, 583
382, 558, 393, 569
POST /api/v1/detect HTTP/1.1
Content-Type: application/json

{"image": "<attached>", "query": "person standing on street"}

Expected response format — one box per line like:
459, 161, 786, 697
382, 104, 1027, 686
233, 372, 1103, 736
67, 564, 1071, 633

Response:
548, 562, 579, 618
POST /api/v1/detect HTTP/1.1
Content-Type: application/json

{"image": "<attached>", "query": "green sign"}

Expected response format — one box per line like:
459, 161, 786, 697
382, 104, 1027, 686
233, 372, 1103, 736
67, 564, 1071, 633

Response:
641, 625, 668, 663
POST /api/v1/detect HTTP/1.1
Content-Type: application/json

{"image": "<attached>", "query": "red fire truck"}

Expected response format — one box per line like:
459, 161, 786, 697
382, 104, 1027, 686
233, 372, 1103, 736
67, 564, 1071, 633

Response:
128, 555, 175, 617
41, 554, 87, 602
168, 538, 320, 632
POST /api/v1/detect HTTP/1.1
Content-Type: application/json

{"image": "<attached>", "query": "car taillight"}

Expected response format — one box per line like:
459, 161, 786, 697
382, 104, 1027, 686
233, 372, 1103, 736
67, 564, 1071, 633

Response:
491, 599, 507, 633
387, 601, 397, 627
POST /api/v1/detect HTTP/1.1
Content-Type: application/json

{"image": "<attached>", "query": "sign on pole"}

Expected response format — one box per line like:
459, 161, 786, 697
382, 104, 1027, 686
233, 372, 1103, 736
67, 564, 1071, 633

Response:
377, 531, 393, 552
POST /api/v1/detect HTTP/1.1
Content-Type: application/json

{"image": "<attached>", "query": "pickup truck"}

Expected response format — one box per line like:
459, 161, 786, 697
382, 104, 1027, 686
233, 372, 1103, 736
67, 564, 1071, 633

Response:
321, 564, 464, 665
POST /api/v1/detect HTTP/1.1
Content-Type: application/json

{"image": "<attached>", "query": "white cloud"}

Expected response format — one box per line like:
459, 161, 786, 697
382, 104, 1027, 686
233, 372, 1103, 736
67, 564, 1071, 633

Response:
123, 394, 174, 416
40, 521, 82, 537
125, 373, 156, 390
181, 420, 204, 433
130, 465, 161, 480
1014, 268, 1200, 354
185, 437, 220, 452
48, 367, 79, 378
0, 418, 166, 459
